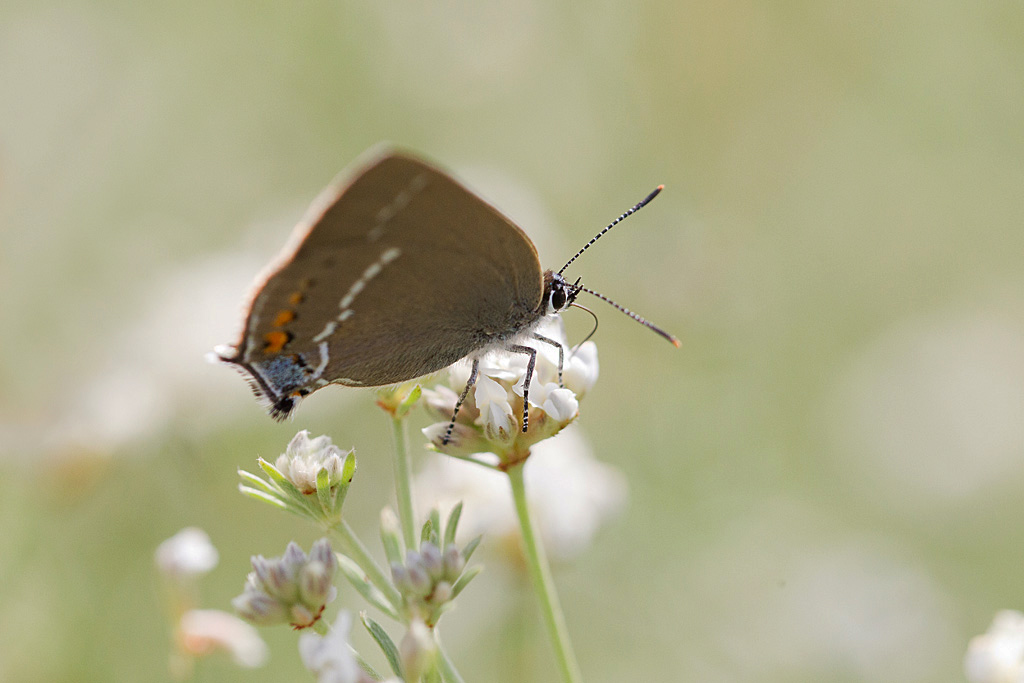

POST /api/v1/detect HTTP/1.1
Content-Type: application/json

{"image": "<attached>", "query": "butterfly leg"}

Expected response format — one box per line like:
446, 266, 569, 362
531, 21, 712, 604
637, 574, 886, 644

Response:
509, 343, 538, 432
443, 358, 480, 446
532, 333, 564, 386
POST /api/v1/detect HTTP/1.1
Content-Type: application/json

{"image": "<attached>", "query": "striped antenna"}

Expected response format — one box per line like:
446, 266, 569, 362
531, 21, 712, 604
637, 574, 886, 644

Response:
558, 185, 664, 276
571, 283, 680, 348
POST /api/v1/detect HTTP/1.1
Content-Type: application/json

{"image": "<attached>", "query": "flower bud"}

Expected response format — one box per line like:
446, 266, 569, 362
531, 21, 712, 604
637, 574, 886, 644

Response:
399, 619, 435, 682
442, 545, 465, 581
419, 542, 443, 581
233, 539, 337, 629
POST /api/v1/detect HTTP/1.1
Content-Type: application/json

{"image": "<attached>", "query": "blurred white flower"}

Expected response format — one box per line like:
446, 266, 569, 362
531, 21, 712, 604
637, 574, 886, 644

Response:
965, 610, 1024, 683
43, 252, 265, 455
299, 612, 391, 683
826, 304, 1024, 513
414, 427, 627, 562
677, 498, 956, 682
178, 609, 268, 668
155, 527, 219, 580
422, 317, 597, 464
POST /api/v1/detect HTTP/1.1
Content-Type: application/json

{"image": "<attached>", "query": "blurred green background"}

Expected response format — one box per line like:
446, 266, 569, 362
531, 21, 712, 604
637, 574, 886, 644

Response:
2, 0, 1023, 680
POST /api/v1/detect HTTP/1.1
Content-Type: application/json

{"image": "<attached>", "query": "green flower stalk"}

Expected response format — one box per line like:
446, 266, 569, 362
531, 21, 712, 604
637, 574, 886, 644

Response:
419, 319, 598, 683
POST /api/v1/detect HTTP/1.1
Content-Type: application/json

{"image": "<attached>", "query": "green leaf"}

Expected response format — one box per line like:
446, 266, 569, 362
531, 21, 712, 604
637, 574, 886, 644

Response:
352, 646, 383, 681
451, 565, 482, 600
420, 518, 434, 548
337, 554, 400, 621
443, 501, 463, 548
237, 485, 288, 509
361, 612, 403, 679
237, 469, 283, 496
256, 457, 288, 483
316, 466, 333, 514
396, 384, 422, 418
462, 535, 483, 564
332, 452, 356, 514
380, 520, 403, 567
420, 508, 442, 548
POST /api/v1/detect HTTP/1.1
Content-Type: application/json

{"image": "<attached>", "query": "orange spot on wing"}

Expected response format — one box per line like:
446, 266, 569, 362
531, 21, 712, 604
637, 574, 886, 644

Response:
263, 330, 291, 354
273, 309, 296, 327
288, 292, 304, 306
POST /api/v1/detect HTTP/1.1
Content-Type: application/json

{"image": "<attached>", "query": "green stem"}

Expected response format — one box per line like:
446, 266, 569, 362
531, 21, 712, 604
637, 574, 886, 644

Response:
390, 415, 418, 551
506, 462, 582, 683
433, 628, 467, 683
333, 520, 403, 609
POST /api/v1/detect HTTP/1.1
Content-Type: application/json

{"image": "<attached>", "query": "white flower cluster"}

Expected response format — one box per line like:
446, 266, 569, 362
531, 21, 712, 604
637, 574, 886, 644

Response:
275, 430, 353, 494
422, 318, 599, 462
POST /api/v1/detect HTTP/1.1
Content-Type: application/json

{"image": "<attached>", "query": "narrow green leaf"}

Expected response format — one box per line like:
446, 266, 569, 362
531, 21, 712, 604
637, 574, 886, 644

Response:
332, 452, 356, 515
462, 535, 483, 564
256, 457, 288, 482
341, 451, 357, 485
238, 469, 283, 496
237, 485, 288, 509
380, 520, 403, 567
451, 565, 482, 600
428, 509, 442, 545
316, 466, 333, 514
443, 501, 463, 548
351, 645, 383, 681
337, 554, 400, 620
420, 518, 434, 548
395, 384, 422, 418
361, 612, 403, 679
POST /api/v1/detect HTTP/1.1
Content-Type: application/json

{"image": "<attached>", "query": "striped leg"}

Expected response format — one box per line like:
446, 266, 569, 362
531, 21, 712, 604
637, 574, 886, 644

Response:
509, 344, 538, 432
443, 358, 479, 446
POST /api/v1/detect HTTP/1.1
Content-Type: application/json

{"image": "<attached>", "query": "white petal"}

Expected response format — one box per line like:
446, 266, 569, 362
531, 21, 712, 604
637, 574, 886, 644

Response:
481, 400, 516, 445
563, 341, 599, 395
299, 612, 361, 682
474, 374, 512, 409
542, 387, 578, 422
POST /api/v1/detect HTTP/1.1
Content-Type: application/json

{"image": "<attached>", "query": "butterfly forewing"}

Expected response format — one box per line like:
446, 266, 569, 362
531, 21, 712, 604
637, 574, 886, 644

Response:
232, 152, 546, 396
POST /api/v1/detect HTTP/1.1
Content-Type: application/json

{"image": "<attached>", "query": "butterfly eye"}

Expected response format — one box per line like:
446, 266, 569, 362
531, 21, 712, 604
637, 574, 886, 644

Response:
551, 285, 567, 311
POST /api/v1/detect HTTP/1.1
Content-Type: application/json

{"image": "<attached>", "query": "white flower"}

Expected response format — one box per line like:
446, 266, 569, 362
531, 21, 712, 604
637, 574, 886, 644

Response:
155, 527, 219, 580
561, 340, 599, 396
965, 610, 1024, 683
414, 428, 627, 562
178, 609, 268, 668
422, 317, 598, 463
274, 431, 352, 494
527, 382, 578, 423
